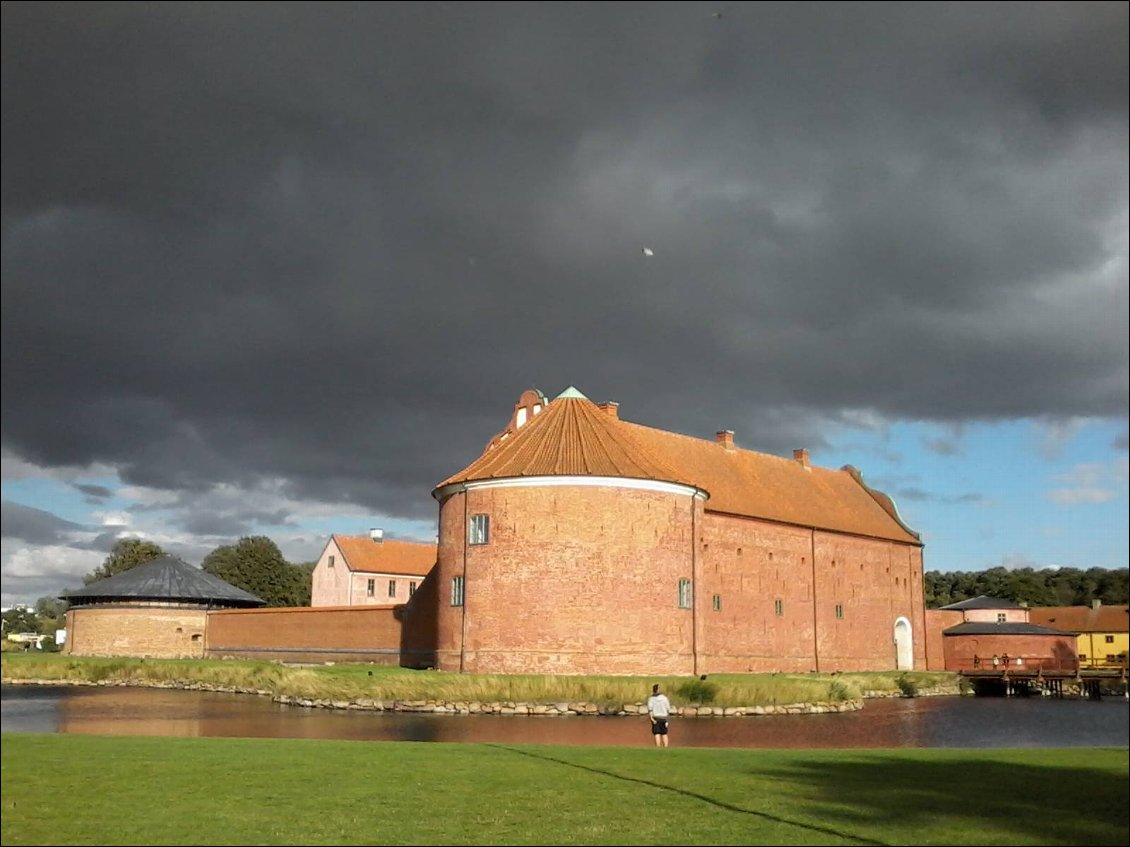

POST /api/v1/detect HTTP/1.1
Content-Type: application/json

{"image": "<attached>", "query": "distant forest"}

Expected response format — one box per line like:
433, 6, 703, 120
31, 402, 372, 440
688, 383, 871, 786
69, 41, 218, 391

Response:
924, 566, 1129, 609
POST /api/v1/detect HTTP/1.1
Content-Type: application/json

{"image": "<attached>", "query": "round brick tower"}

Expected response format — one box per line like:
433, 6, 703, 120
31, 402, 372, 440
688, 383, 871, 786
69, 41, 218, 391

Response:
431, 387, 708, 675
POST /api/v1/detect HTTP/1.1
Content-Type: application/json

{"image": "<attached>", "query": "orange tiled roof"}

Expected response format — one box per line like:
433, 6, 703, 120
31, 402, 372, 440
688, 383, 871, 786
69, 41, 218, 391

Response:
436, 388, 920, 544
1029, 605, 1129, 634
436, 391, 686, 485
332, 535, 437, 576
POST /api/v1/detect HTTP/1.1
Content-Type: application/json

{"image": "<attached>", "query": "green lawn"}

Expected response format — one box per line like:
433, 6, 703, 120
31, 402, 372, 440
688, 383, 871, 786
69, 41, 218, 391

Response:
2, 734, 1126, 845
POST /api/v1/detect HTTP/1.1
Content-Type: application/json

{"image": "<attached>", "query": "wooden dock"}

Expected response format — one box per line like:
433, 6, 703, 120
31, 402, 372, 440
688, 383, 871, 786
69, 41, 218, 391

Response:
957, 657, 1127, 698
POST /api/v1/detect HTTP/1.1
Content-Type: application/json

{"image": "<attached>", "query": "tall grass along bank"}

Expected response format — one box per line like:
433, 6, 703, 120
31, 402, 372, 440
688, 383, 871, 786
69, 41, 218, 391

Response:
1, 654, 958, 714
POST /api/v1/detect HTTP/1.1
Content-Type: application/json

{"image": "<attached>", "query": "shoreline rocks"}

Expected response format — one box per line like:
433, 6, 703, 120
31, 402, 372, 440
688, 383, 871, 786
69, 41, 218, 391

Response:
2, 677, 876, 715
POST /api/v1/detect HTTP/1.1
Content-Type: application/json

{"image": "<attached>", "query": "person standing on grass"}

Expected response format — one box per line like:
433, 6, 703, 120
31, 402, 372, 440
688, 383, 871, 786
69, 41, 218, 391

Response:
646, 683, 672, 747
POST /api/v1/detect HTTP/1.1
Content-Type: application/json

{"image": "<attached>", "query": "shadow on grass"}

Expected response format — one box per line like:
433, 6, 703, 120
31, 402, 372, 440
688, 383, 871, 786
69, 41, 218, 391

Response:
489, 745, 1129, 846
489, 744, 886, 845
755, 752, 1129, 846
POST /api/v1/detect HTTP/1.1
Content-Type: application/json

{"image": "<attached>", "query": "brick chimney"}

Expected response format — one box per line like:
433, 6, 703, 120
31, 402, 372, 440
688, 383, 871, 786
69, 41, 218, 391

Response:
793, 448, 810, 469
716, 430, 735, 451
597, 401, 620, 419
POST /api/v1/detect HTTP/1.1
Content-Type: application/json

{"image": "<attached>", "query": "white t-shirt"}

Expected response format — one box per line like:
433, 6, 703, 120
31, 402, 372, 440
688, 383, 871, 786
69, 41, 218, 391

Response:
647, 693, 671, 718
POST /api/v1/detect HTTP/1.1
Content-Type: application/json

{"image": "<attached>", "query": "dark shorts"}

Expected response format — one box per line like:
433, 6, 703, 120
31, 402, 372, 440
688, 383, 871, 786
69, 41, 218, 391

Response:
651, 718, 668, 735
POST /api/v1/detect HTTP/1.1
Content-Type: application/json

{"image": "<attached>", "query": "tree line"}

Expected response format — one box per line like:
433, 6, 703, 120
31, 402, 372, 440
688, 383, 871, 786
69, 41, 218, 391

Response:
924, 566, 1129, 609
2, 537, 316, 642
83, 537, 316, 606
4, 537, 316, 641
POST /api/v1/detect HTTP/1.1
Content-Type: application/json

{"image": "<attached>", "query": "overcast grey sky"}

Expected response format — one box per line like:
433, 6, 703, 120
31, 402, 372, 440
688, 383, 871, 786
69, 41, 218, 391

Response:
2, 2, 1127, 605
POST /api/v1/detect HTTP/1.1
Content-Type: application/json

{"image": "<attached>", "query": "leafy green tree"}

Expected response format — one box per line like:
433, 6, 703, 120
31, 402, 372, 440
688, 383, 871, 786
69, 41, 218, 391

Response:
84, 539, 164, 584
1097, 568, 1129, 605
202, 536, 309, 607
294, 562, 315, 607
923, 566, 1129, 608
1, 607, 39, 635
34, 597, 68, 633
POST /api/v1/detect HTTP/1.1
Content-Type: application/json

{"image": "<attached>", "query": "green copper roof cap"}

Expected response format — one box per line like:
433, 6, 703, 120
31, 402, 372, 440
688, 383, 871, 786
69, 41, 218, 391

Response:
555, 386, 589, 400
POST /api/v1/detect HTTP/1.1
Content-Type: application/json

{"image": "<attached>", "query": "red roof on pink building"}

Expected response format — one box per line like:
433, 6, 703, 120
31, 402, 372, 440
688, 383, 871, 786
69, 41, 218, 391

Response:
331, 535, 436, 576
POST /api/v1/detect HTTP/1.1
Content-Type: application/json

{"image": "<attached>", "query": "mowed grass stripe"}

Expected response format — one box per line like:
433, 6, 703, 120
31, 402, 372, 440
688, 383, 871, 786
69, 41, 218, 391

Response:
2, 734, 1126, 846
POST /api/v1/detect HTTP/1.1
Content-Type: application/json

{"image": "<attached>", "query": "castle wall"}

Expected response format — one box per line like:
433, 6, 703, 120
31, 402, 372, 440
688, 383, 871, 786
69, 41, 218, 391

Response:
698, 514, 925, 672
206, 605, 404, 664
434, 482, 700, 674
65, 605, 208, 658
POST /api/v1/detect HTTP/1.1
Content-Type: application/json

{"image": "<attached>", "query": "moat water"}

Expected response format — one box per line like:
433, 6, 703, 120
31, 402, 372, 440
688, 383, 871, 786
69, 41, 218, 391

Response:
2, 685, 1127, 748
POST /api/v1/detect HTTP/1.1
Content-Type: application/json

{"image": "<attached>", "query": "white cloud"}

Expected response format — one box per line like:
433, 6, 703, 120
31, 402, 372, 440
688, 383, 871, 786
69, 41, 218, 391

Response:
1035, 417, 1095, 459
116, 486, 180, 507
1046, 487, 1119, 505
1045, 458, 1128, 505
839, 409, 893, 434
998, 553, 1046, 571
1054, 462, 1107, 487
0, 542, 103, 606
93, 510, 131, 527
0, 450, 119, 485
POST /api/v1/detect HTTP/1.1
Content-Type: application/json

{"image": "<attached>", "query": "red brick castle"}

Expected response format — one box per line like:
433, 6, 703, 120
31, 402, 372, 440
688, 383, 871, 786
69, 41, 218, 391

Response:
420, 386, 926, 675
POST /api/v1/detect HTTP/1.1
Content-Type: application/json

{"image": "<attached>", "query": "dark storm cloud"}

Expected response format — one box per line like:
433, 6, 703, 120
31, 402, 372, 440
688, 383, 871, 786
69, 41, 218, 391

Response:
74, 483, 113, 502
1, 501, 86, 544
921, 435, 962, 457
2, 2, 1127, 522
179, 507, 295, 538
894, 488, 985, 506
72, 530, 129, 554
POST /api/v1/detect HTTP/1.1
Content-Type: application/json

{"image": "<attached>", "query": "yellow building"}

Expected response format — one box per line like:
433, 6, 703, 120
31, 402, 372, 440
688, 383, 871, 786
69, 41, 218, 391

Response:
1029, 602, 1129, 668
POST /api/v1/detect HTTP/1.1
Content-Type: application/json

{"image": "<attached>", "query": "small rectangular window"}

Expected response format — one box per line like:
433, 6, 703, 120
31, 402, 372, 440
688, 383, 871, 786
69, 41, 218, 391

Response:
328, 555, 335, 568
712, 594, 721, 612
366, 578, 375, 597
677, 578, 692, 609
388, 580, 396, 598
835, 603, 844, 619
409, 581, 417, 597
1078, 653, 1087, 661
1105, 635, 1115, 644
996, 612, 1006, 623
451, 575, 465, 606
774, 599, 783, 616
1105, 654, 1118, 663
469, 514, 490, 545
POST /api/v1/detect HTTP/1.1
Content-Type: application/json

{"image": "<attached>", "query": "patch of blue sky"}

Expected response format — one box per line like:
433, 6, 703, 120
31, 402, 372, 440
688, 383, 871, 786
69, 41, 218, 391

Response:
294, 514, 438, 543
819, 418, 1127, 572
2, 476, 125, 526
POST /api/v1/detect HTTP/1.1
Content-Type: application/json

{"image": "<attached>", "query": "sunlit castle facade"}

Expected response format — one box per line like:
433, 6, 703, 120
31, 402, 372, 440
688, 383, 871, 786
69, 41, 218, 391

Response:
423, 387, 926, 676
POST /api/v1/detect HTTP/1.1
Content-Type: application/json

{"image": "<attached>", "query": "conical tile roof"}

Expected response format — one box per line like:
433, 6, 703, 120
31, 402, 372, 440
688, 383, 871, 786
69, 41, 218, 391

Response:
63, 555, 265, 606
436, 388, 689, 489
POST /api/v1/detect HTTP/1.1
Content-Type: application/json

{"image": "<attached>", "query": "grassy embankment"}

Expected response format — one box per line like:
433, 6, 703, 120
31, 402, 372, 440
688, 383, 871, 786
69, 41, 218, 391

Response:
2, 733, 1127, 846
1, 653, 956, 707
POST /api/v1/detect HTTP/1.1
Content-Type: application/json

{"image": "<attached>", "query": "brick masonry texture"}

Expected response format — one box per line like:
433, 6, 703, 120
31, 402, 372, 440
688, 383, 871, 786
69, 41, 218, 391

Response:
65, 606, 208, 658
942, 632, 1077, 669
433, 482, 926, 675
206, 606, 405, 663
925, 610, 963, 670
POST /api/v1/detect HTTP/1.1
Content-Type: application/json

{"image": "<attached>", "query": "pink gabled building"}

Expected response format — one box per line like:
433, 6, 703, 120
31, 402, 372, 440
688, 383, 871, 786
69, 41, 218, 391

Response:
311, 531, 437, 607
